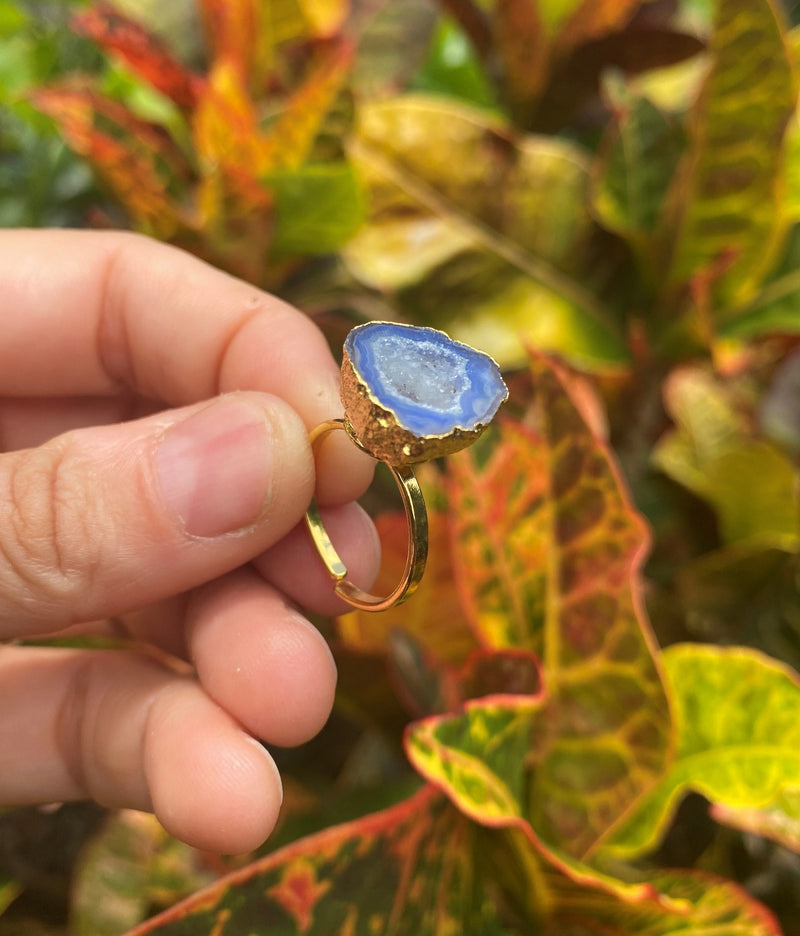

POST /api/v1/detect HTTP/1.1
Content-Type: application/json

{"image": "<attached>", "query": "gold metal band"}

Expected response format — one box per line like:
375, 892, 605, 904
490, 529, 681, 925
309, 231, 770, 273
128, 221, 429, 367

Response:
304, 419, 428, 612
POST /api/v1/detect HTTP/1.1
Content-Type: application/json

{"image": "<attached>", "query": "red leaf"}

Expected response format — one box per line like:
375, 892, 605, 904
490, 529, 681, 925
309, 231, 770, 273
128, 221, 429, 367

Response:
73, 4, 202, 108
32, 84, 187, 236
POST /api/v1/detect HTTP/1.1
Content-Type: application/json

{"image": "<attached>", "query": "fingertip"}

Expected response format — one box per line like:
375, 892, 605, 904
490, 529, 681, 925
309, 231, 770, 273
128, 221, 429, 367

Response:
187, 571, 338, 747
145, 683, 283, 853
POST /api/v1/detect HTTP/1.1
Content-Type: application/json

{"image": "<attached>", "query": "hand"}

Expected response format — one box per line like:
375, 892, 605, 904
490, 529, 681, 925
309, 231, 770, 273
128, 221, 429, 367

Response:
0, 230, 379, 853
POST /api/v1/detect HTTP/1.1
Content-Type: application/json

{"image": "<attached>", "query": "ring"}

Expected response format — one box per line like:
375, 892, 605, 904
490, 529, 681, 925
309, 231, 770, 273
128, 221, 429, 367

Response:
305, 322, 508, 613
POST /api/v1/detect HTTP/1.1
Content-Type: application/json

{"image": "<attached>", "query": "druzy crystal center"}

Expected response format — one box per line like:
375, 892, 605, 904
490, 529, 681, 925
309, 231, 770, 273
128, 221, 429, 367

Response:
343, 322, 507, 443
370, 336, 468, 411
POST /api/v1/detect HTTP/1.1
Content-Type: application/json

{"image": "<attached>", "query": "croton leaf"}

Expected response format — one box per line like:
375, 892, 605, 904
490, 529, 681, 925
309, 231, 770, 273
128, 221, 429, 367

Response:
193, 39, 352, 182
266, 163, 363, 256
31, 85, 186, 237
345, 95, 627, 370
711, 786, 800, 853
350, 0, 438, 97
408, 695, 543, 827
72, 4, 202, 108
406, 693, 666, 904
123, 786, 515, 936
446, 421, 550, 651
0, 873, 20, 918
534, 26, 704, 134
718, 217, 800, 341
296, 0, 348, 38
546, 867, 781, 935
491, 0, 549, 122
599, 643, 800, 859
690, 442, 799, 544
489, 0, 641, 126
258, 39, 354, 172
458, 649, 543, 703
197, 0, 308, 91
591, 90, 685, 274
191, 58, 264, 181
656, 0, 796, 323
420, 354, 670, 869
337, 509, 478, 667
653, 367, 799, 546
553, 0, 641, 56
72, 810, 216, 936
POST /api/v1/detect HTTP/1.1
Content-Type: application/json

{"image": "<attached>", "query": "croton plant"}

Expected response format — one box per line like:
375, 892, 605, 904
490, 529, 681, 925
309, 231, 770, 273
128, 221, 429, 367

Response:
8, 0, 800, 932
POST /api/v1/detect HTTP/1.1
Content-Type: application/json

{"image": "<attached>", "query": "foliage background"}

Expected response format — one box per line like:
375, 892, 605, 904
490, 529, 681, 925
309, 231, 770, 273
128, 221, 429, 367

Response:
4, 0, 800, 933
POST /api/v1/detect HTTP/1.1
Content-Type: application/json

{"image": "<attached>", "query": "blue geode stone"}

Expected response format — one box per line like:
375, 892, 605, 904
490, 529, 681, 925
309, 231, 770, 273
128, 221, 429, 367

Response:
341, 322, 508, 464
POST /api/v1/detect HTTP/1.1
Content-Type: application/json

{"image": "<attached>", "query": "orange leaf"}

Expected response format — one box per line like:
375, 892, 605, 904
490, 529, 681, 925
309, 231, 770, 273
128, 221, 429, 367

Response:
337, 508, 478, 667
72, 3, 202, 108
556, 0, 641, 55
191, 59, 268, 195
447, 423, 550, 651
258, 38, 354, 172
493, 0, 550, 107
32, 85, 186, 236
198, 0, 307, 91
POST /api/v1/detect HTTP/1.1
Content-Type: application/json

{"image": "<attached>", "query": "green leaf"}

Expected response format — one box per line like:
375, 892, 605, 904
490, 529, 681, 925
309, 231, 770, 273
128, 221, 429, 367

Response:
0, 872, 21, 917
350, 0, 437, 97
408, 697, 542, 825
591, 91, 685, 273
398, 252, 627, 372
406, 696, 659, 904
412, 19, 496, 110
712, 786, 800, 853
0, 1, 27, 38
438, 356, 671, 861
124, 788, 516, 936
267, 163, 364, 256
698, 442, 799, 543
653, 367, 799, 545
346, 95, 628, 369
72, 810, 216, 936
651, 366, 748, 494
600, 643, 800, 859
718, 222, 800, 340
781, 114, 800, 223
657, 0, 797, 320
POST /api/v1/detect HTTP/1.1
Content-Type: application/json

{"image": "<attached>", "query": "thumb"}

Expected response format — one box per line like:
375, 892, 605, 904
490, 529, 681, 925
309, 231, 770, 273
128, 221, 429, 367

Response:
0, 393, 314, 636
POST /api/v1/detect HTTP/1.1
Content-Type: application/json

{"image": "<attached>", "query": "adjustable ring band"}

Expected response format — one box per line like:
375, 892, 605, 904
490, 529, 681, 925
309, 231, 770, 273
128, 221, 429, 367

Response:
304, 419, 429, 612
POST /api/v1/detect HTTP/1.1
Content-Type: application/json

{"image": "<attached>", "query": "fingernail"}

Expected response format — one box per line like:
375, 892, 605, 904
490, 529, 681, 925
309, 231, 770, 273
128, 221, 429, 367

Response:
157, 398, 272, 537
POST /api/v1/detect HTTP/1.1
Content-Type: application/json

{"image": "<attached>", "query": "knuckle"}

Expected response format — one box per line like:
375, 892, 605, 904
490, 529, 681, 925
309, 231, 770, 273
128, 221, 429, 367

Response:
0, 436, 101, 615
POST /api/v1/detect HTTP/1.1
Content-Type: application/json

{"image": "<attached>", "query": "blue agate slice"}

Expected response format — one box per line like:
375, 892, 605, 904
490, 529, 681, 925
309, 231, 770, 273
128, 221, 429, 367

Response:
343, 323, 507, 462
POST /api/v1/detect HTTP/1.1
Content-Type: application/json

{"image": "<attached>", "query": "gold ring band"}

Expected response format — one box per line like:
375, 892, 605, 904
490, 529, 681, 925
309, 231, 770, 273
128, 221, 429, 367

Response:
304, 419, 429, 612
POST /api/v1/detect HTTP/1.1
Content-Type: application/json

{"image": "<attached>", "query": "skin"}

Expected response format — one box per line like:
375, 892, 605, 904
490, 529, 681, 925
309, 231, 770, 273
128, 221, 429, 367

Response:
0, 229, 380, 854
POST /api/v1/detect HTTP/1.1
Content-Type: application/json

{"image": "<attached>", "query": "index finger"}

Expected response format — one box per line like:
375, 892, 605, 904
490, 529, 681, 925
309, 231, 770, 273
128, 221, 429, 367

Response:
0, 229, 373, 503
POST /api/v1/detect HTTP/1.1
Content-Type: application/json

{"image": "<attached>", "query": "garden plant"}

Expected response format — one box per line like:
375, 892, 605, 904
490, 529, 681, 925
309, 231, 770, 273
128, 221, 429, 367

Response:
4, 0, 800, 933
